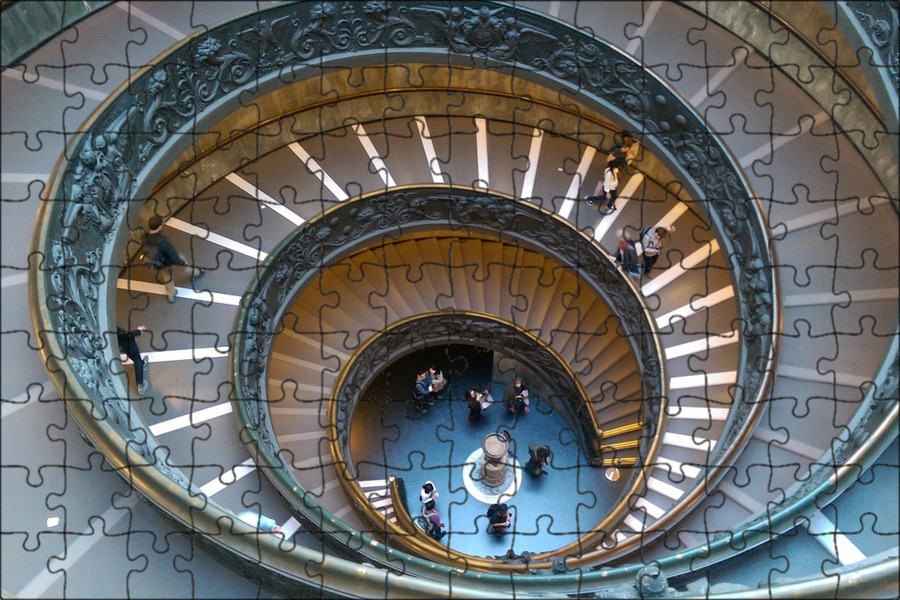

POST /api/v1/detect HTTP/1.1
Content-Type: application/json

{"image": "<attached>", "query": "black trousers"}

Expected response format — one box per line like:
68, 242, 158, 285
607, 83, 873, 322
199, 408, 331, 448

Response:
643, 252, 660, 274
119, 339, 145, 385
605, 189, 618, 208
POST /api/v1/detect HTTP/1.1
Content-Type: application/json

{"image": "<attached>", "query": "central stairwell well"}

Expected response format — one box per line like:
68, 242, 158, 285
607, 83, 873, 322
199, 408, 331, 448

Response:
266, 234, 647, 522
17, 1, 896, 596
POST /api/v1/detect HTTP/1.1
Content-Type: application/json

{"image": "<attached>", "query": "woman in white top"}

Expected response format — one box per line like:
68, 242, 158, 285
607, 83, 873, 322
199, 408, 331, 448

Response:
420, 481, 439, 505
640, 225, 675, 276
601, 158, 623, 212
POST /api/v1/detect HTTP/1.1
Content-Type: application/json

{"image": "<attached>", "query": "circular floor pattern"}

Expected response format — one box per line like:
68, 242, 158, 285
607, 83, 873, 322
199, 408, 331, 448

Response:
461, 446, 523, 505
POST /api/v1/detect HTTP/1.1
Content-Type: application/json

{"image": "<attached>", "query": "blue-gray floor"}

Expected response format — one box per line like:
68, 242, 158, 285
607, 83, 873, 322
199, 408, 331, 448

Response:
350, 345, 628, 558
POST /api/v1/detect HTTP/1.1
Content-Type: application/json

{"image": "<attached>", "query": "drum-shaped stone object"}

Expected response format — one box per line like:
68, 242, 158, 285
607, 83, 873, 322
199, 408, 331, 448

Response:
481, 433, 510, 487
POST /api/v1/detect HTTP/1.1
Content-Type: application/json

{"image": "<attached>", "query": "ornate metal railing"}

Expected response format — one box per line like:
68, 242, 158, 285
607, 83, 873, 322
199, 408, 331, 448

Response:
320, 311, 609, 561
26, 0, 843, 595
329, 312, 598, 475
679, 0, 897, 201
234, 188, 663, 453
232, 187, 666, 571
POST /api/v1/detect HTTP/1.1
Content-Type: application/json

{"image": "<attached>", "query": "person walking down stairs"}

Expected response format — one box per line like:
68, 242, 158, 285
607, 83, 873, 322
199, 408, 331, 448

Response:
143, 215, 206, 303
116, 324, 149, 394
640, 225, 676, 277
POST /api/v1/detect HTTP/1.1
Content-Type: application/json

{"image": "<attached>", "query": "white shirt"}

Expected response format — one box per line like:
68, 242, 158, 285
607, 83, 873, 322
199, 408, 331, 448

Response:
603, 166, 619, 193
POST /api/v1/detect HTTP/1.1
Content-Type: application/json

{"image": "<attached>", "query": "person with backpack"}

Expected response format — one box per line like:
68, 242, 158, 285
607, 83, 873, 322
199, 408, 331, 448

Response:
143, 216, 206, 303
116, 325, 149, 394
640, 225, 676, 276
614, 229, 641, 278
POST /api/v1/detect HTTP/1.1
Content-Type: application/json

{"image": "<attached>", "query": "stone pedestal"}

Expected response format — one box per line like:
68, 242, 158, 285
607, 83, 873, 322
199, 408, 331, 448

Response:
481, 433, 510, 487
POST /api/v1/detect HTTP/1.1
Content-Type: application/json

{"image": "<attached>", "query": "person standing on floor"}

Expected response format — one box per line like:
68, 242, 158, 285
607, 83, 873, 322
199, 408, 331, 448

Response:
465, 388, 485, 423
413, 368, 433, 413
486, 502, 512, 534
600, 157, 623, 212
419, 481, 439, 506
117, 325, 149, 394
525, 443, 551, 477
421, 503, 447, 541
503, 376, 530, 414
143, 215, 206, 303
640, 225, 676, 277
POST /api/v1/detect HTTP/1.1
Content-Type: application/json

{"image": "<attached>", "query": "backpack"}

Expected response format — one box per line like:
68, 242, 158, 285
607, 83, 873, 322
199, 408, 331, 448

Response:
639, 226, 652, 245
139, 234, 163, 268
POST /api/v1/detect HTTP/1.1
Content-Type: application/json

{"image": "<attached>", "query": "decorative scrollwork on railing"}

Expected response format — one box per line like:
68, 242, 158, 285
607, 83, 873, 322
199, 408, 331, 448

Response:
848, 1, 899, 94
27, 0, 820, 591
36, 2, 776, 488
331, 313, 594, 475
233, 188, 663, 467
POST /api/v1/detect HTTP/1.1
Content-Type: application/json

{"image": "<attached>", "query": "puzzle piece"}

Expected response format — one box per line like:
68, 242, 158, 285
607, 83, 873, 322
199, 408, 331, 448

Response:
2, 2, 897, 598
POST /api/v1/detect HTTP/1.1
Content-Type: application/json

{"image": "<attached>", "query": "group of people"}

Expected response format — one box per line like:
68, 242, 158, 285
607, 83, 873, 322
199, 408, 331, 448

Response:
412, 366, 447, 413
615, 225, 677, 279
117, 216, 209, 394
464, 376, 531, 423
415, 437, 552, 540
418, 481, 447, 541
579, 132, 678, 280
418, 481, 516, 538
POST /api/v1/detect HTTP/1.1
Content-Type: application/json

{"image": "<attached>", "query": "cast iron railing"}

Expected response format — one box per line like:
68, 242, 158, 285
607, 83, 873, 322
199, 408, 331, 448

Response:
35, 1, 899, 596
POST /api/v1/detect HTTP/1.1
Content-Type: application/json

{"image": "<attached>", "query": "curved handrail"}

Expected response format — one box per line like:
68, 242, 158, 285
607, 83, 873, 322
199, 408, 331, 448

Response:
28, 1, 809, 595
323, 311, 620, 561
1, 0, 113, 67
232, 187, 666, 574
677, 0, 897, 201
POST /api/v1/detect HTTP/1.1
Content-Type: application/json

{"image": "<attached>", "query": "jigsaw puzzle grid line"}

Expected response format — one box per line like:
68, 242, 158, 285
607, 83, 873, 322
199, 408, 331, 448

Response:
1, 1, 897, 598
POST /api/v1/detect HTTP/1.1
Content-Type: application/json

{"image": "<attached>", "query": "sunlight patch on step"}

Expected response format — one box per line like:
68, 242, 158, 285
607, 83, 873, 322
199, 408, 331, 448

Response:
116, 278, 242, 305
520, 128, 544, 199
414, 116, 448, 185
669, 371, 737, 389
2, 68, 106, 101
641, 239, 720, 296
287, 142, 349, 201
120, 346, 229, 366
558, 145, 596, 220
225, 172, 305, 225
655, 286, 734, 329
593, 172, 644, 241
199, 457, 256, 497
149, 402, 233, 436
664, 329, 739, 360
739, 111, 830, 168
354, 123, 397, 188
167, 217, 268, 261
474, 117, 490, 189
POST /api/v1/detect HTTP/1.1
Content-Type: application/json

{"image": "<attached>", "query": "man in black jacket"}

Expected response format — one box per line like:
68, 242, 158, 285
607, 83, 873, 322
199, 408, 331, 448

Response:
117, 325, 149, 394
144, 216, 205, 302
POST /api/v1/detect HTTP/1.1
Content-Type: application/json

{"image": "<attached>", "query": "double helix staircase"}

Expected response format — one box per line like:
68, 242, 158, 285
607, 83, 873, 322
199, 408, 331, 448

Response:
2, 1, 896, 597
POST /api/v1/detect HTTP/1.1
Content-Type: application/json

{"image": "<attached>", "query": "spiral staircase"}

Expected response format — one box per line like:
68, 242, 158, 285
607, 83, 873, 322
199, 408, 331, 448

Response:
2, 1, 897, 598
